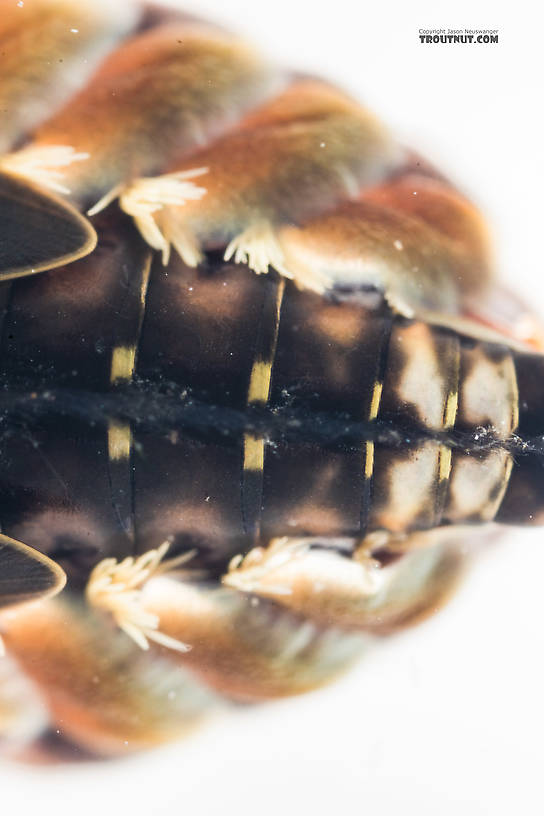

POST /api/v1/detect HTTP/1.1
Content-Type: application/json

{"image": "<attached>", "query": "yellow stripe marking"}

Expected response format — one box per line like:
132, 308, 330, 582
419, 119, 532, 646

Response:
109, 254, 151, 385
438, 444, 452, 483
444, 389, 458, 430
435, 340, 459, 523
275, 279, 286, 321
108, 421, 132, 462
363, 381, 382, 482
246, 279, 285, 406
110, 345, 137, 384
247, 360, 273, 405
369, 381, 383, 422
508, 353, 520, 433
244, 434, 265, 472
140, 255, 152, 307
243, 279, 285, 496
364, 441, 375, 480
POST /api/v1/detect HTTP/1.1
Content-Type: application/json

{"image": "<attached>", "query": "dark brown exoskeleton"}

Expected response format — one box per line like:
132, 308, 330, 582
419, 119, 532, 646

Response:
0, 0, 542, 762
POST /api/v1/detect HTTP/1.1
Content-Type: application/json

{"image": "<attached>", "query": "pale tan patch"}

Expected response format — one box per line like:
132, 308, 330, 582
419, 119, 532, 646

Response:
285, 504, 349, 537
459, 347, 519, 438
372, 442, 440, 531
308, 305, 368, 349
393, 323, 448, 430
445, 448, 514, 522
8, 509, 108, 566
167, 269, 252, 324
140, 501, 229, 549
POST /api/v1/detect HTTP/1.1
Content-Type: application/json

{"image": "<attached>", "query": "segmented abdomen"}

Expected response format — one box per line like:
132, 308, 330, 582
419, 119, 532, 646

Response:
0, 210, 541, 584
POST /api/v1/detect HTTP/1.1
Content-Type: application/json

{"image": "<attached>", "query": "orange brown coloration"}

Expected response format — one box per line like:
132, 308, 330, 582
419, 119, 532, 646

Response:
142, 577, 367, 701
9, 21, 279, 207
0, 596, 215, 757
0, 0, 136, 153
142, 80, 400, 275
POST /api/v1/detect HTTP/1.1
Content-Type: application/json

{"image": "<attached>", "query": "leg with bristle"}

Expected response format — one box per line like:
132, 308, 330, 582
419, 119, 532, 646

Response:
234, 222, 344, 294
223, 531, 469, 634
88, 168, 208, 265
86, 541, 196, 653
224, 220, 291, 279
158, 208, 205, 267
0, 145, 89, 195
87, 542, 367, 701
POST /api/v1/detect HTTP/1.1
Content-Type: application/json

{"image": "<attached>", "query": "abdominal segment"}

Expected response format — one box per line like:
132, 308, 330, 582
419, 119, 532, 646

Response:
0, 237, 539, 593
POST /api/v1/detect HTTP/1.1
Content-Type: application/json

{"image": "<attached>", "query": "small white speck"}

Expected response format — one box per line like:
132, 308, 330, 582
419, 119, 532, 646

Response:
188, 286, 193, 291
17, 1, 24, 7
320, 141, 326, 148
124, 741, 129, 746
250, 597, 260, 607
70, 28, 79, 33
204, 495, 210, 502
393, 239, 404, 251
412, 191, 418, 196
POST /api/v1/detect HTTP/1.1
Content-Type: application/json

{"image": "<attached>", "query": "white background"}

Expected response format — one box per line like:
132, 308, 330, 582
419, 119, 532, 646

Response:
2, 0, 544, 813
